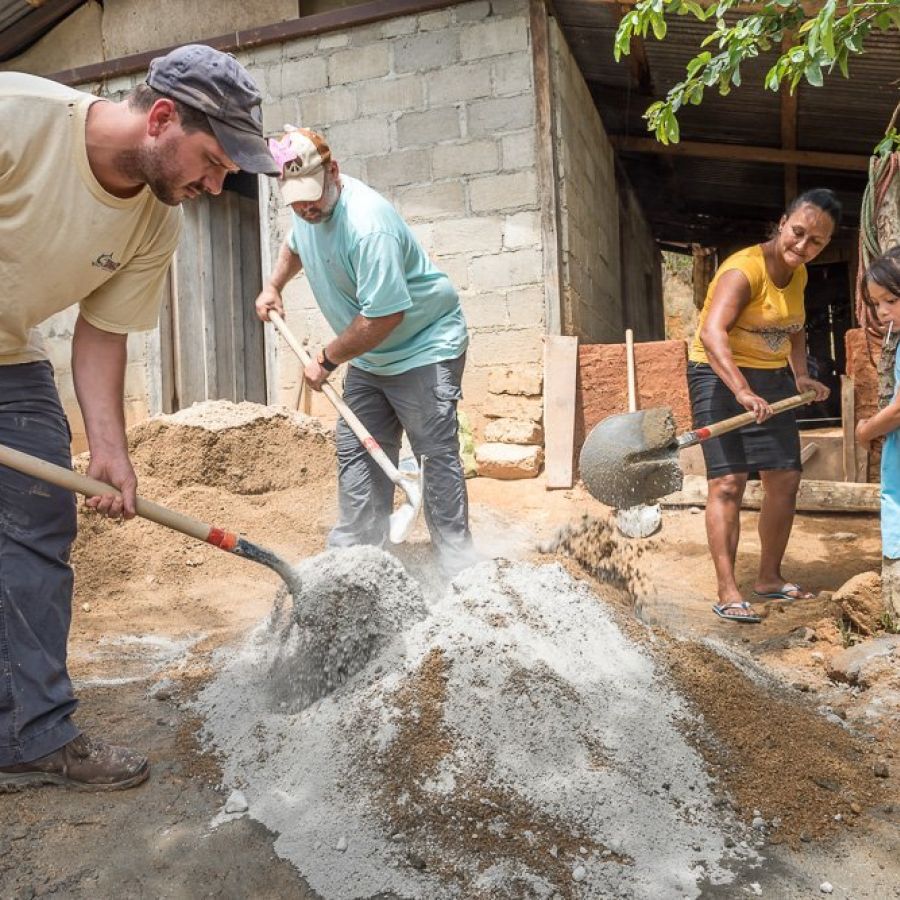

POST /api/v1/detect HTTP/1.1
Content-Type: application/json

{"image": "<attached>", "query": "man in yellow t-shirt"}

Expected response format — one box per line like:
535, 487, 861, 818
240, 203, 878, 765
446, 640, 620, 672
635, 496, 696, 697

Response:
0, 45, 277, 792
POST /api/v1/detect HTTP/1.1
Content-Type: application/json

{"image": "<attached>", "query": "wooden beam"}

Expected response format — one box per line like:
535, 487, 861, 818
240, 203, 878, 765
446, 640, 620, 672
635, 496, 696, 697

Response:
611, 135, 870, 172
662, 474, 879, 513
544, 335, 579, 489
49, 0, 459, 85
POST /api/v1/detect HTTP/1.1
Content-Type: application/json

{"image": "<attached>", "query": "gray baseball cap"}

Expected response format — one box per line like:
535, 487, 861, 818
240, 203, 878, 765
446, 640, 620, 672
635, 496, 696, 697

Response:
146, 44, 279, 176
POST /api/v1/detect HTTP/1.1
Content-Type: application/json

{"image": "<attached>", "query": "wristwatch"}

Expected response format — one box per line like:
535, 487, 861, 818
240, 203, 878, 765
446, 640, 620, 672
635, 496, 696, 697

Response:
317, 348, 338, 372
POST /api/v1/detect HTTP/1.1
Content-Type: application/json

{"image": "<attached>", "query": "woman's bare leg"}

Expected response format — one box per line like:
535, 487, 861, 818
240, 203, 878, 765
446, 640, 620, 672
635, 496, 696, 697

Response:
706, 473, 754, 615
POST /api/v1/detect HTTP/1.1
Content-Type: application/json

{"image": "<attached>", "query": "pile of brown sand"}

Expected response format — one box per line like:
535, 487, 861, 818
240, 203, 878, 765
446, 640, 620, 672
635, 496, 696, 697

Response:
69, 401, 336, 661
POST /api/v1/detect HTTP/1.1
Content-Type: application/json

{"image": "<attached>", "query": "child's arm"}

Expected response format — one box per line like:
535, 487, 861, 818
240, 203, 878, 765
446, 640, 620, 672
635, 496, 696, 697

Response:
856, 395, 900, 448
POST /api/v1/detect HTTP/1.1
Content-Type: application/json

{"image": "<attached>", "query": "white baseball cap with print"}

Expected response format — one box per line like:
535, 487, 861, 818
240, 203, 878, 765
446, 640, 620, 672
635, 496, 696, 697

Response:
267, 127, 333, 204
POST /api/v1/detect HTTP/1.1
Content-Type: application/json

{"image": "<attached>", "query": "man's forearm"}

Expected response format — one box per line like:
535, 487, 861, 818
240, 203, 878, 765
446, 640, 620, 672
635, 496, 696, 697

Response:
326, 312, 404, 364
72, 314, 129, 457
269, 240, 302, 291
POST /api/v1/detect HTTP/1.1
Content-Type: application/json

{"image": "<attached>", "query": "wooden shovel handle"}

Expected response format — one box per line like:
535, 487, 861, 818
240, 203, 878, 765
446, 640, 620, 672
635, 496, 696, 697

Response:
268, 310, 405, 485
677, 390, 817, 448
0, 441, 219, 544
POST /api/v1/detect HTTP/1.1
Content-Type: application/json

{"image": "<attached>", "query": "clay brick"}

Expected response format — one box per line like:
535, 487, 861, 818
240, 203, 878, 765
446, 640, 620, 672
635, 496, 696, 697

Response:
484, 418, 544, 445
488, 367, 542, 396
475, 442, 543, 479
576, 340, 690, 460
483, 392, 543, 422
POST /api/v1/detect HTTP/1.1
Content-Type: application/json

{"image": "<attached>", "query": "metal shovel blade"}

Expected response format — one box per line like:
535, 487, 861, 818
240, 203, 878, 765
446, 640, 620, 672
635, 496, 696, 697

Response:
579, 407, 682, 508
388, 461, 425, 544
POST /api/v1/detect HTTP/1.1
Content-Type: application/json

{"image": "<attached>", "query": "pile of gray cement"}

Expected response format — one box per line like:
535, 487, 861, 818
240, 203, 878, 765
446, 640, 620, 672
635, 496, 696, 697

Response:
196, 549, 748, 899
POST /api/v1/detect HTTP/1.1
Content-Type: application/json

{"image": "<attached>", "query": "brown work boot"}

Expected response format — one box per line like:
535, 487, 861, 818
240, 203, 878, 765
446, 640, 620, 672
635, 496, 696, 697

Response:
0, 733, 149, 792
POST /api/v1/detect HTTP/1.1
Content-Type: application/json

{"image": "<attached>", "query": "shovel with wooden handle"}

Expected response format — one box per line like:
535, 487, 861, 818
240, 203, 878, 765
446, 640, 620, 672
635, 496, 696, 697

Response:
0, 441, 301, 593
268, 310, 423, 544
580, 390, 817, 509
614, 330, 662, 538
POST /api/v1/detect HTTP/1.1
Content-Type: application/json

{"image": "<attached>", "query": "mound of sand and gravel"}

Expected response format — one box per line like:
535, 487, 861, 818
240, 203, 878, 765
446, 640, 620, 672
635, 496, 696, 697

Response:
197, 551, 748, 899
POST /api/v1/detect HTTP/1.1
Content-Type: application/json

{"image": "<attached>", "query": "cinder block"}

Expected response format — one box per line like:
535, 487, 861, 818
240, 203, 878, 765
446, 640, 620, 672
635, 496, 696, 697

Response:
501, 130, 536, 170
282, 57, 328, 94
488, 366, 543, 397
460, 17, 529, 61
348, 23, 385, 47
262, 98, 300, 134
381, 15, 417, 38
484, 418, 544, 445
329, 44, 390, 85
419, 9, 452, 30
326, 117, 390, 157
506, 284, 544, 327
469, 170, 538, 213
336, 156, 366, 180
299, 88, 358, 126
394, 30, 460, 73
454, 0, 491, 23
396, 107, 462, 148
470, 247, 542, 289
460, 292, 508, 329
490, 0, 528, 18
483, 393, 544, 422
468, 327, 542, 370
426, 62, 492, 105
366, 149, 432, 190
408, 222, 434, 254
475, 442, 543, 479
432, 140, 499, 179
433, 216, 504, 255
433, 253, 470, 291
283, 36, 318, 60
318, 33, 350, 50
503, 211, 541, 249
359, 76, 424, 115
468, 94, 534, 138
492, 54, 534, 96
397, 181, 466, 221
247, 43, 284, 66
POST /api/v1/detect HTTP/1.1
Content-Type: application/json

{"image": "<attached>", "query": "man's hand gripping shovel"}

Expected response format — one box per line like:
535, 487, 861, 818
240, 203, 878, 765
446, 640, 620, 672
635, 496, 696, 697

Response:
269, 311, 424, 543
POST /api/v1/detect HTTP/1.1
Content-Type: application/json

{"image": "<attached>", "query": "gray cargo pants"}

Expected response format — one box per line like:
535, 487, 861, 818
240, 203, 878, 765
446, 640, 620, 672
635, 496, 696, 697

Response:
328, 353, 474, 574
0, 361, 79, 765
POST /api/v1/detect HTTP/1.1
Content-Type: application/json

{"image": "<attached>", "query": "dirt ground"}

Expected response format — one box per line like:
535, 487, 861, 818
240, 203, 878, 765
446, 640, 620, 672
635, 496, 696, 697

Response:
1, 407, 898, 899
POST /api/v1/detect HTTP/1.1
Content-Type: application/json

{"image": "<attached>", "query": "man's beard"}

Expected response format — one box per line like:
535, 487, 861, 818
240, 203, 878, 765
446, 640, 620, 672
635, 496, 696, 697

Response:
114, 141, 193, 207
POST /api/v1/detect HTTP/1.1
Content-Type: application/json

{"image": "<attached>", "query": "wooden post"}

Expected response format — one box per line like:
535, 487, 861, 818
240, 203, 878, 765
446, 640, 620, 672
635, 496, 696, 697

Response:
543, 335, 579, 489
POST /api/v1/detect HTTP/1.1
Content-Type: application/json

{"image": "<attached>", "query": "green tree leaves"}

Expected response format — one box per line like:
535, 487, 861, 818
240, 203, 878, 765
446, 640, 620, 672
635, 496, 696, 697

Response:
614, 0, 900, 152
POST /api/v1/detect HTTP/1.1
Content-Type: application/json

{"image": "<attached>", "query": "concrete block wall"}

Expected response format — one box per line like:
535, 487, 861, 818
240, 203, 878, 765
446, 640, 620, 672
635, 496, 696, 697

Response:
549, 19, 622, 342
253, 0, 544, 433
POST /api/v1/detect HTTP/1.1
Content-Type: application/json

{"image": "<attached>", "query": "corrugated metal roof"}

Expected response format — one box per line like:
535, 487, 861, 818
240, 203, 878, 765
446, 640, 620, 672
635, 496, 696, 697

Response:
553, 0, 900, 243
0, 0, 88, 62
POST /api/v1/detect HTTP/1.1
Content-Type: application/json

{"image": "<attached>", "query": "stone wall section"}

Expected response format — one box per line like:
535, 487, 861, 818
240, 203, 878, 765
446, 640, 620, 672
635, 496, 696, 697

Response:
475, 365, 544, 478
254, 0, 545, 433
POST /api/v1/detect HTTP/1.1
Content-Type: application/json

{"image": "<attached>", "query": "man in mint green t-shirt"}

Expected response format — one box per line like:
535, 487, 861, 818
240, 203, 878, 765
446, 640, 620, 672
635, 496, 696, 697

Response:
256, 128, 473, 573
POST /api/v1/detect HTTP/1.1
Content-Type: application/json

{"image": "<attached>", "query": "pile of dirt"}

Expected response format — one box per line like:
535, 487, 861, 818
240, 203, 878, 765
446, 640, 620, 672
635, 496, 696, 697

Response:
833, 570, 886, 636
197, 558, 747, 900
69, 401, 336, 656
660, 641, 885, 845
126, 401, 332, 495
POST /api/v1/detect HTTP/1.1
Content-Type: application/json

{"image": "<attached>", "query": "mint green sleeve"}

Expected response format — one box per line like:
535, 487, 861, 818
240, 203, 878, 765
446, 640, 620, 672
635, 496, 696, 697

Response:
352, 232, 414, 318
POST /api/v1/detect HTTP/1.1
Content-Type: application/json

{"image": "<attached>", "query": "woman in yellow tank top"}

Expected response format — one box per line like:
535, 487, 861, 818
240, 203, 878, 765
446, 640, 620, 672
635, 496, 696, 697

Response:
687, 189, 840, 623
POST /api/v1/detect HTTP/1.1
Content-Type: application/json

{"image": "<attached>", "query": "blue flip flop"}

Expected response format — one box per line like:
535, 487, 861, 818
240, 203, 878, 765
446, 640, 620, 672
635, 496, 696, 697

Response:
753, 583, 814, 602
712, 601, 761, 624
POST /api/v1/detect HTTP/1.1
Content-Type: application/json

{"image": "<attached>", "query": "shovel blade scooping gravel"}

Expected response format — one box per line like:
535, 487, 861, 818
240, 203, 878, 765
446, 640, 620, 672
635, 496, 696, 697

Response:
0, 441, 301, 595
580, 390, 816, 508
269, 311, 424, 543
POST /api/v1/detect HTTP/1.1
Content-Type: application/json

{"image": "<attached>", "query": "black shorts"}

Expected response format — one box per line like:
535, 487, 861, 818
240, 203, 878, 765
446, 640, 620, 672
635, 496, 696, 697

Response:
687, 362, 802, 479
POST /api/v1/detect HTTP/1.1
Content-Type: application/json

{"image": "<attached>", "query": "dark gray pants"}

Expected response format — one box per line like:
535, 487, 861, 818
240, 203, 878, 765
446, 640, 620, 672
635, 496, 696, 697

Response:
0, 362, 79, 765
328, 354, 474, 574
